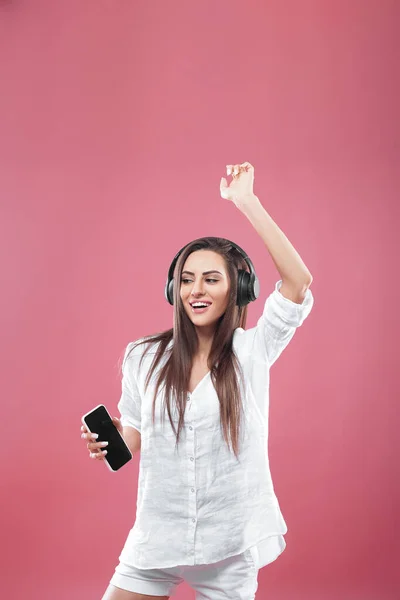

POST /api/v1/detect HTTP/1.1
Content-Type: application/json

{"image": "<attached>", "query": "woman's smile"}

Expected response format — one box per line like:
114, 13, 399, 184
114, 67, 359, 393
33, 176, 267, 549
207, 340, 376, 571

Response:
189, 300, 213, 314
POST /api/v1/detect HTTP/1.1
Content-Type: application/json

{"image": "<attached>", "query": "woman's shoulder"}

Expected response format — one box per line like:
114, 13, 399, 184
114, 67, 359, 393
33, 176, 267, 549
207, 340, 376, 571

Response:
123, 334, 172, 363
124, 336, 160, 359
232, 323, 259, 360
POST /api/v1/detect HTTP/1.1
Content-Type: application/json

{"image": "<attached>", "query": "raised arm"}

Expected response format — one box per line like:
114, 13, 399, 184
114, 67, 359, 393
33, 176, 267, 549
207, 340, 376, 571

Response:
220, 162, 313, 302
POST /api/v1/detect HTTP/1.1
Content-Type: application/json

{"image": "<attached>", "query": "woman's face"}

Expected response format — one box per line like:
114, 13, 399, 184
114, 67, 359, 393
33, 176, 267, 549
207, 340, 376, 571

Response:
180, 250, 231, 328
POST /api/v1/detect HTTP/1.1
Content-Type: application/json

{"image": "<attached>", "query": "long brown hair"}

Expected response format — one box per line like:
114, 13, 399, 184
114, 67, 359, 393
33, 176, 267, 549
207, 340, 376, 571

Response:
124, 237, 250, 459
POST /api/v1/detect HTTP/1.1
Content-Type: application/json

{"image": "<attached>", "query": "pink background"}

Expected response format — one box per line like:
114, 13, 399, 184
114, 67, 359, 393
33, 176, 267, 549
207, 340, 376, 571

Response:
1, 1, 398, 598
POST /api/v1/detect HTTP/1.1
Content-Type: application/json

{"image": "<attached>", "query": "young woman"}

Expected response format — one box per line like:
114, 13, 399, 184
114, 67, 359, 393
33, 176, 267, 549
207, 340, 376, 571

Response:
81, 162, 314, 600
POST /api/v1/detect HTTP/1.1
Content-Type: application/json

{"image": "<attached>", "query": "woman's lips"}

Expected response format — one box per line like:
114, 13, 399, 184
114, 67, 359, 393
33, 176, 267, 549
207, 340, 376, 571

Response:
190, 302, 212, 314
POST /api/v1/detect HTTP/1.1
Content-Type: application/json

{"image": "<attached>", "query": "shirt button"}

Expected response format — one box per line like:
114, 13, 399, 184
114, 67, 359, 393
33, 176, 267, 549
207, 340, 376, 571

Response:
191, 488, 195, 492
190, 457, 194, 461
189, 426, 193, 430
192, 518, 196, 523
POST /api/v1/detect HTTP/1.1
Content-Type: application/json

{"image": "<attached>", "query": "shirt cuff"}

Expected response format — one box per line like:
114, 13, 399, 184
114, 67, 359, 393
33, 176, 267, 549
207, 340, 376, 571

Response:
268, 280, 314, 328
120, 416, 141, 433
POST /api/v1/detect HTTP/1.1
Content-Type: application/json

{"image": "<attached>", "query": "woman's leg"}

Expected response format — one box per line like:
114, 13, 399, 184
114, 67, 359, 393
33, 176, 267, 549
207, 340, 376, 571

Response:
101, 584, 169, 600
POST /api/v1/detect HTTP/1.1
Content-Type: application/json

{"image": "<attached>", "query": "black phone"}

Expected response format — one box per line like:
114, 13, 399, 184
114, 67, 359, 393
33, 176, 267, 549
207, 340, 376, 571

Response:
81, 404, 132, 472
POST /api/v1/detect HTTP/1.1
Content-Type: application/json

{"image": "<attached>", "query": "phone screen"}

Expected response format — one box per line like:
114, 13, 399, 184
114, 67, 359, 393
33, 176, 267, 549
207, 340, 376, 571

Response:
84, 405, 132, 471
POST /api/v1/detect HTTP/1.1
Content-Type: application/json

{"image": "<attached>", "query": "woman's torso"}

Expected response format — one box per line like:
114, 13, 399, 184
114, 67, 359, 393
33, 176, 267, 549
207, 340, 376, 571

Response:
188, 356, 210, 394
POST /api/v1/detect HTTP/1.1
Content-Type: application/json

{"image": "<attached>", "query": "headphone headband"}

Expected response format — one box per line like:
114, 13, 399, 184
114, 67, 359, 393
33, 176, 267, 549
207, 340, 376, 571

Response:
164, 237, 260, 307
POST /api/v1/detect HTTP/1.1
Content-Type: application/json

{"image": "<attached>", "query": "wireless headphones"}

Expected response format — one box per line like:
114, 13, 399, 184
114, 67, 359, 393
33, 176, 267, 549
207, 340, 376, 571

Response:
164, 238, 260, 307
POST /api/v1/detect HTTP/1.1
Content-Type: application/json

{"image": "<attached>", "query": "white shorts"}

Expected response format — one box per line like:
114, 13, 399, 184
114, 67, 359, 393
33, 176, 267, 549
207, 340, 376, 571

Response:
109, 546, 259, 599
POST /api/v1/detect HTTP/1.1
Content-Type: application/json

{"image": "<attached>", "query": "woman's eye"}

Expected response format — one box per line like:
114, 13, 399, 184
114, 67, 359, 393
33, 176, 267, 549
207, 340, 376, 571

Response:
181, 278, 218, 284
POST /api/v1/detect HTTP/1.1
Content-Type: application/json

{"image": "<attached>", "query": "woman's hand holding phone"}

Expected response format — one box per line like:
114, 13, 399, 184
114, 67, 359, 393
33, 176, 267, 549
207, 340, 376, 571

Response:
81, 416, 123, 462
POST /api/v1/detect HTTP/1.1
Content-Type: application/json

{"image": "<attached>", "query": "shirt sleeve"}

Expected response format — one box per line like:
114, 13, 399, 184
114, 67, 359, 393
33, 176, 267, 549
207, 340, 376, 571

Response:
255, 279, 314, 367
117, 342, 142, 433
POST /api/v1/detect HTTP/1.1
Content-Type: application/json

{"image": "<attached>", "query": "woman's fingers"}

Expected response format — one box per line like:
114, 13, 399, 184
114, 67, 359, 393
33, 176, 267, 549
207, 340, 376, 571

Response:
81, 427, 98, 441
226, 163, 252, 178
81, 423, 107, 460
87, 440, 108, 452
90, 449, 107, 460
88, 441, 108, 460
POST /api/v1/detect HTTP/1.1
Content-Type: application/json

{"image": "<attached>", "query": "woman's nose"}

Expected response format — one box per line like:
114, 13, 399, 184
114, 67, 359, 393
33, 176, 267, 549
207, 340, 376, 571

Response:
191, 281, 204, 295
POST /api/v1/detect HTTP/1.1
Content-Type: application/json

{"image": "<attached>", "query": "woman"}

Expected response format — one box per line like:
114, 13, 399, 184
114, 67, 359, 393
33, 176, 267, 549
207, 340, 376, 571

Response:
81, 162, 314, 600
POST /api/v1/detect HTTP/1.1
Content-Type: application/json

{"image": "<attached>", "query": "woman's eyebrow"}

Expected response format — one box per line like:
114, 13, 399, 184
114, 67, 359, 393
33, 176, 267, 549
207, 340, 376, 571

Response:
181, 270, 223, 276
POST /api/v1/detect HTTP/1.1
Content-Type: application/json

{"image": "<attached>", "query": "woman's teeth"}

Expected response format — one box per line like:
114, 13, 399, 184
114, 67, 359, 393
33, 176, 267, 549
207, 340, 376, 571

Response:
191, 303, 211, 314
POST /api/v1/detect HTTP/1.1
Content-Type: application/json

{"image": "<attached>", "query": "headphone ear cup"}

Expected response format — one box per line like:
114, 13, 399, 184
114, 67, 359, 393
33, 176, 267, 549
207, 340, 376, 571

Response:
251, 274, 260, 302
237, 269, 250, 307
166, 279, 174, 305
237, 270, 260, 305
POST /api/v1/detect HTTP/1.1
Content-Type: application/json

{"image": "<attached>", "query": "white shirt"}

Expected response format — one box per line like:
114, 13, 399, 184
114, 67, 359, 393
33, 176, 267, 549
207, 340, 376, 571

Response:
117, 280, 314, 570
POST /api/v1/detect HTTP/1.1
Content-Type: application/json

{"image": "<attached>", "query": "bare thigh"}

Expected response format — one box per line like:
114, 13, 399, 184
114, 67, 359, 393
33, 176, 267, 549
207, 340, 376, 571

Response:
101, 584, 169, 600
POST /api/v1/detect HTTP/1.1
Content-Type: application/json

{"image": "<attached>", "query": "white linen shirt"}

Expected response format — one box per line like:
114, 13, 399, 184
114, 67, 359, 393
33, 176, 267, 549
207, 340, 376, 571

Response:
117, 280, 314, 570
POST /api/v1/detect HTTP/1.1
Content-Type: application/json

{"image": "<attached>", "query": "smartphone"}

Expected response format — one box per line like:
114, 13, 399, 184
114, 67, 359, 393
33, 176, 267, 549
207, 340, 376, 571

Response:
81, 404, 132, 472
